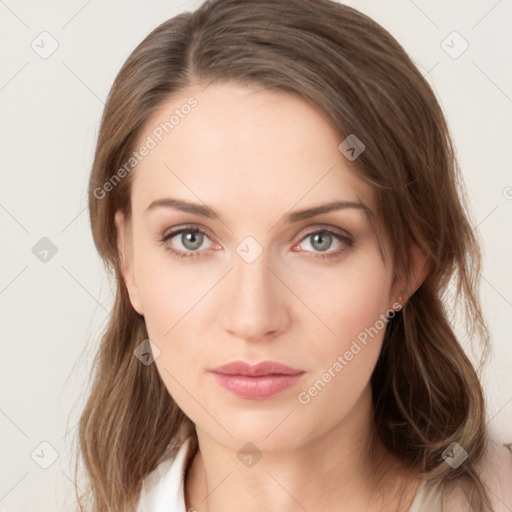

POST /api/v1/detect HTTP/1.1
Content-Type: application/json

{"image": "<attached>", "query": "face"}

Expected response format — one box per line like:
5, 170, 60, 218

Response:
116, 82, 401, 453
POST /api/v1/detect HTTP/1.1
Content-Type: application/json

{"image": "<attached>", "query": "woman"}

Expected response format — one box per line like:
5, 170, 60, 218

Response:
77, 0, 512, 510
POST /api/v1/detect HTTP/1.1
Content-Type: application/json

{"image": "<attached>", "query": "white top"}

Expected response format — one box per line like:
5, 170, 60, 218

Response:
408, 481, 443, 511
136, 437, 512, 512
136, 437, 192, 512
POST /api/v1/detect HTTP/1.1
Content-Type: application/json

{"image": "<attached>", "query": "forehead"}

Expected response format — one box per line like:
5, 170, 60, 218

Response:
130, 82, 373, 218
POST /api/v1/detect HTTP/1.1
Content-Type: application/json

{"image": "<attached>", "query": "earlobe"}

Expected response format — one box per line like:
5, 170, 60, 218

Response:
392, 243, 430, 308
114, 210, 144, 316
408, 243, 430, 298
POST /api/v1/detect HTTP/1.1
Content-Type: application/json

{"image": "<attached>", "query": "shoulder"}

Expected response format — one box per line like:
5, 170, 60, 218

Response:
442, 440, 512, 512
481, 440, 512, 511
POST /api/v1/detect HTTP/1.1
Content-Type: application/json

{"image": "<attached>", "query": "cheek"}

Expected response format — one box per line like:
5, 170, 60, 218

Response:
291, 254, 393, 411
288, 248, 393, 347
132, 243, 220, 399
135, 271, 210, 382
331, 267, 392, 345
133, 230, 213, 333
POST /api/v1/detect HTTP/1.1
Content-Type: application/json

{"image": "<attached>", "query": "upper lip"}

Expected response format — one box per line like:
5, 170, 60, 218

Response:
211, 360, 305, 377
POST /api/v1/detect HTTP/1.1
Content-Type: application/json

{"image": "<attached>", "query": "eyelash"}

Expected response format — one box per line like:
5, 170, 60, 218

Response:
159, 224, 354, 261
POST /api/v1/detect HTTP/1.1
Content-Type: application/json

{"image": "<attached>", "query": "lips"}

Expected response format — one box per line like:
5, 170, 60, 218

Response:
210, 361, 306, 399
211, 360, 304, 377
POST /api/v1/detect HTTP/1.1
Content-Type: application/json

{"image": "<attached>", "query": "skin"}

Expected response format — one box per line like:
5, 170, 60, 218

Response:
116, 82, 426, 511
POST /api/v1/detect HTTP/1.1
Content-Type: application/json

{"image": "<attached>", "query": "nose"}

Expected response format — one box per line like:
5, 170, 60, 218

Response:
220, 252, 290, 343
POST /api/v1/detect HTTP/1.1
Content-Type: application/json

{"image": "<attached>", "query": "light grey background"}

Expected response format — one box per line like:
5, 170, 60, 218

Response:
0, 1, 511, 511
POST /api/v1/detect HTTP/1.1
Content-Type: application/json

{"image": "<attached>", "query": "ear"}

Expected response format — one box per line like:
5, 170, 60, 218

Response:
391, 242, 429, 308
114, 210, 144, 315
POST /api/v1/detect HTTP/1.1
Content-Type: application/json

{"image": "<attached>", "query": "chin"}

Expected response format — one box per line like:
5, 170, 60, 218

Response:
198, 416, 309, 454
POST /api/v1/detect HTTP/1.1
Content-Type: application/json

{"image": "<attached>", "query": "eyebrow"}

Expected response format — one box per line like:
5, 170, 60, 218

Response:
145, 197, 368, 223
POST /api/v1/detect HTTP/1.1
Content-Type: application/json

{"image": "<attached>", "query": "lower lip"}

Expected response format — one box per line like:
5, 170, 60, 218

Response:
212, 372, 305, 399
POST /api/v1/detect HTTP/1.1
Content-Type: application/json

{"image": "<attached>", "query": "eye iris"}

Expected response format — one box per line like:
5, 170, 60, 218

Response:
311, 232, 332, 252
182, 230, 203, 250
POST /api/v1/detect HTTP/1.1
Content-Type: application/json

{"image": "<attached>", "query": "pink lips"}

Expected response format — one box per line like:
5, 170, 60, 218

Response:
210, 361, 305, 399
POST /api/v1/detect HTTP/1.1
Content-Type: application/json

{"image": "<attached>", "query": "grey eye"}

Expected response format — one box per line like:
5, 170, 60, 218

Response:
180, 230, 204, 250
309, 232, 333, 252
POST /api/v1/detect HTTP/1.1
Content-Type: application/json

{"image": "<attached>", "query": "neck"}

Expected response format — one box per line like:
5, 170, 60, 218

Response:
184, 385, 420, 512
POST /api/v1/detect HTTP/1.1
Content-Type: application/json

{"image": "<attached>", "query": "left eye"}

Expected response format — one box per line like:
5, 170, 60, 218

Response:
303, 231, 338, 251
293, 229, 352, 258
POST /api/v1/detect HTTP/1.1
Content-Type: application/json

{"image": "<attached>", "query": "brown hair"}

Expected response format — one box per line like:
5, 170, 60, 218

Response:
76, 0, 492, 509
